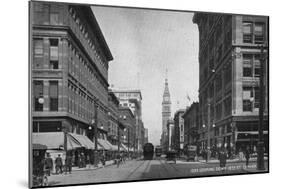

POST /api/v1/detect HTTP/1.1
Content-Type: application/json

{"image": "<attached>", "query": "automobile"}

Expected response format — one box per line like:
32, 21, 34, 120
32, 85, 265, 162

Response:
166, 151, 176, 163
184, 145, 197, 161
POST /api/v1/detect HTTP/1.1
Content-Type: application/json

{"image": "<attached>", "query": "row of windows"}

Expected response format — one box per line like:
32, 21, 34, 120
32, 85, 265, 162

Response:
33, 38, 59, 69
68, 42, 108, 98
243, 53, 261, 78
67, 80, 94, 120
200, 95, 232, 126
242, 21, 265, 44
33, 3, 61, 26
68, 7, 108, 70
242, 86, 260, 111
33, 80, 58, 111
108, 120, 118, 137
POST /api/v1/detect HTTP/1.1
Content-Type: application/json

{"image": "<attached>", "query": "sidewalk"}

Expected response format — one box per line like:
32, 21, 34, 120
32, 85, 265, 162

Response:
198, 157, 268, 164
72, 160, 115, 171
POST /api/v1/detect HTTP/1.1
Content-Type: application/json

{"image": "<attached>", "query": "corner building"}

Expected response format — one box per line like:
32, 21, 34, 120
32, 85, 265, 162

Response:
193, 13, 268, 153
31, 2, 113, 144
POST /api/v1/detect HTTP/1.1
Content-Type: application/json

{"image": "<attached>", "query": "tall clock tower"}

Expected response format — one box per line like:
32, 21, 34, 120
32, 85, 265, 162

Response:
161, 74, 171, 149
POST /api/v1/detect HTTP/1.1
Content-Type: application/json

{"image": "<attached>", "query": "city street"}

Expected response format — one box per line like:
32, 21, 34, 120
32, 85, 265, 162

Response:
48, 158, 267, 186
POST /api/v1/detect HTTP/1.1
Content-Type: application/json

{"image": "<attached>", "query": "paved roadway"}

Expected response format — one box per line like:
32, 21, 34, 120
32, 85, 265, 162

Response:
48, 158, 267, 186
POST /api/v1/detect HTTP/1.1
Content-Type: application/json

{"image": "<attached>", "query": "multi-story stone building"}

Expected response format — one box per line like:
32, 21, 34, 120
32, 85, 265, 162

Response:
118, 107, 136, 152
108, 91, 120, 146
166, 119, 175, 151
182, 102, 199, 148
113, 89, 144, 151
174, 109, 185, 155
31, 2, 113, 149
193, 13, 268, 153
161, 77, 171, 151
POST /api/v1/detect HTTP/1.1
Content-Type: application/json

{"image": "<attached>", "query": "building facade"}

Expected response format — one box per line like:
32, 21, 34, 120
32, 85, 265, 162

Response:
113, 89, 145, 152
118, 107, 136, 152
193, 13, 268, 153
166, 119, 175, 151
107, 91, 120, 146
31, 2, 113, 149
161, 77, 171, 151
182, 102, 199, 148
173, 109, 185, 155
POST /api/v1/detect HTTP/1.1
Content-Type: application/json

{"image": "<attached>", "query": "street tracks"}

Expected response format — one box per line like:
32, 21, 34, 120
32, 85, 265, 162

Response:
125, 160, 151, 180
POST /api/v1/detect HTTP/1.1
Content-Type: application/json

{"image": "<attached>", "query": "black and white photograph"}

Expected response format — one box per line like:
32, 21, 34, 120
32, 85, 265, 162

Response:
29, 0, 269, 188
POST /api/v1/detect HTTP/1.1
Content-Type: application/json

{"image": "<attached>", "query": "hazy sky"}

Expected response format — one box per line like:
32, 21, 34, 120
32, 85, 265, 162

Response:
92, 6, 199, 146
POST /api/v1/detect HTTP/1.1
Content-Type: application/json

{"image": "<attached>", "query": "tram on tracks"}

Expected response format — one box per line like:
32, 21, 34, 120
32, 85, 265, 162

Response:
155, 146, 162, 157
143, 143, 154, 160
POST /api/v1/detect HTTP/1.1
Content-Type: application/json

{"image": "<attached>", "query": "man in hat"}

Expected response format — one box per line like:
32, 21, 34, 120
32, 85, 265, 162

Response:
44, 153, 53, 176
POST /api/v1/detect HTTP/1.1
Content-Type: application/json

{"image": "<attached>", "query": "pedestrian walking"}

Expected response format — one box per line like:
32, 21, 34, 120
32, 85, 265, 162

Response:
218, 149, 227, 170
116, 153, 121, 168
78, 154, 82, 168
239, 148, 244, 161
101, 154, 106, 167
44, 153, 53, 176
245, 147, 250, 167
65, 154, 72, 174
55, 154, 63, 174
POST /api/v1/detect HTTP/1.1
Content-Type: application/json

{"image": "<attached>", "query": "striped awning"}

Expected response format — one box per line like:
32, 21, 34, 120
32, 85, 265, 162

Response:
68, 133, 95, 150
32, 132, 81, 150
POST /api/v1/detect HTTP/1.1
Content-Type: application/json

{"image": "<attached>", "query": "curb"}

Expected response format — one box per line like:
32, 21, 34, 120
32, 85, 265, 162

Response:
72, 162, 116, 172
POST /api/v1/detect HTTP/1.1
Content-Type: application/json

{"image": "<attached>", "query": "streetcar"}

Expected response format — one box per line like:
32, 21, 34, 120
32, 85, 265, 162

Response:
143, 143, 154, 160
155, 146, 162, 157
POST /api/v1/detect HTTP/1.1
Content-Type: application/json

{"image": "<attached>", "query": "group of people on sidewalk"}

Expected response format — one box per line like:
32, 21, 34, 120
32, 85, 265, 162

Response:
43, 153, 73, 176
199, 147, 252, 169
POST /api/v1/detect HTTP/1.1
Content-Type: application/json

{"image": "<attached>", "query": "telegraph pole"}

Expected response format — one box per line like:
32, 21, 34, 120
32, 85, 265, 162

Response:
93, 101, 98, 167
257, 44, 266, 170
206, 98, 211, 162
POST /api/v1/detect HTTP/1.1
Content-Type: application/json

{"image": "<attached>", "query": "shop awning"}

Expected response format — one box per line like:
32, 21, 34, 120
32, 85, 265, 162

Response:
110, 144, 118, 151
236, 131, 269, 135
32, 132, 81, 150
120, 143, 128, 152
33, 143, 47, 150
104, 140, 116, 151
98, 139, 111, 150
68, 133, 96, 150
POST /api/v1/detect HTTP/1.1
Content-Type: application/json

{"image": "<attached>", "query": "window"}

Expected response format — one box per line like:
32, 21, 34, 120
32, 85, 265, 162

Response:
254, 23, 264, 44
243, 87, 253, 111
243, 21, 265, 44
224, 96, 232, 116
34, 39, 43, 56
215, 72, 222, 92
215, 103, 222, 120
243, 54, 252, 77
217, 44, 223, 61
243, 54, 261, 78
49, 38, 58, 69
224, 61, 232, 85
50, 12, 59, 25
254, 54, 261, 77
243, 22, 253, 43
33, 39, 44, 69
254, 87, 260, 108
49, 81, 58, 111
34, 81, 43, 111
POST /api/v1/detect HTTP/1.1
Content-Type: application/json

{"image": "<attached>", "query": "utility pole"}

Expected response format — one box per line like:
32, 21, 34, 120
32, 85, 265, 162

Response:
257, 44, 266, 170
93, 101, 98, 167
206, 98, 211, 162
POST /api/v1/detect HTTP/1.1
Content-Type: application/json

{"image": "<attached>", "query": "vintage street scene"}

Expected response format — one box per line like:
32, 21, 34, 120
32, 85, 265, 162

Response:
30, 1, 269, 187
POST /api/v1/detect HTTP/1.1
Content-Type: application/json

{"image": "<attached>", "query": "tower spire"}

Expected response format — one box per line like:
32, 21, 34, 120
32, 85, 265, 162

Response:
165, 69, 168, 84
